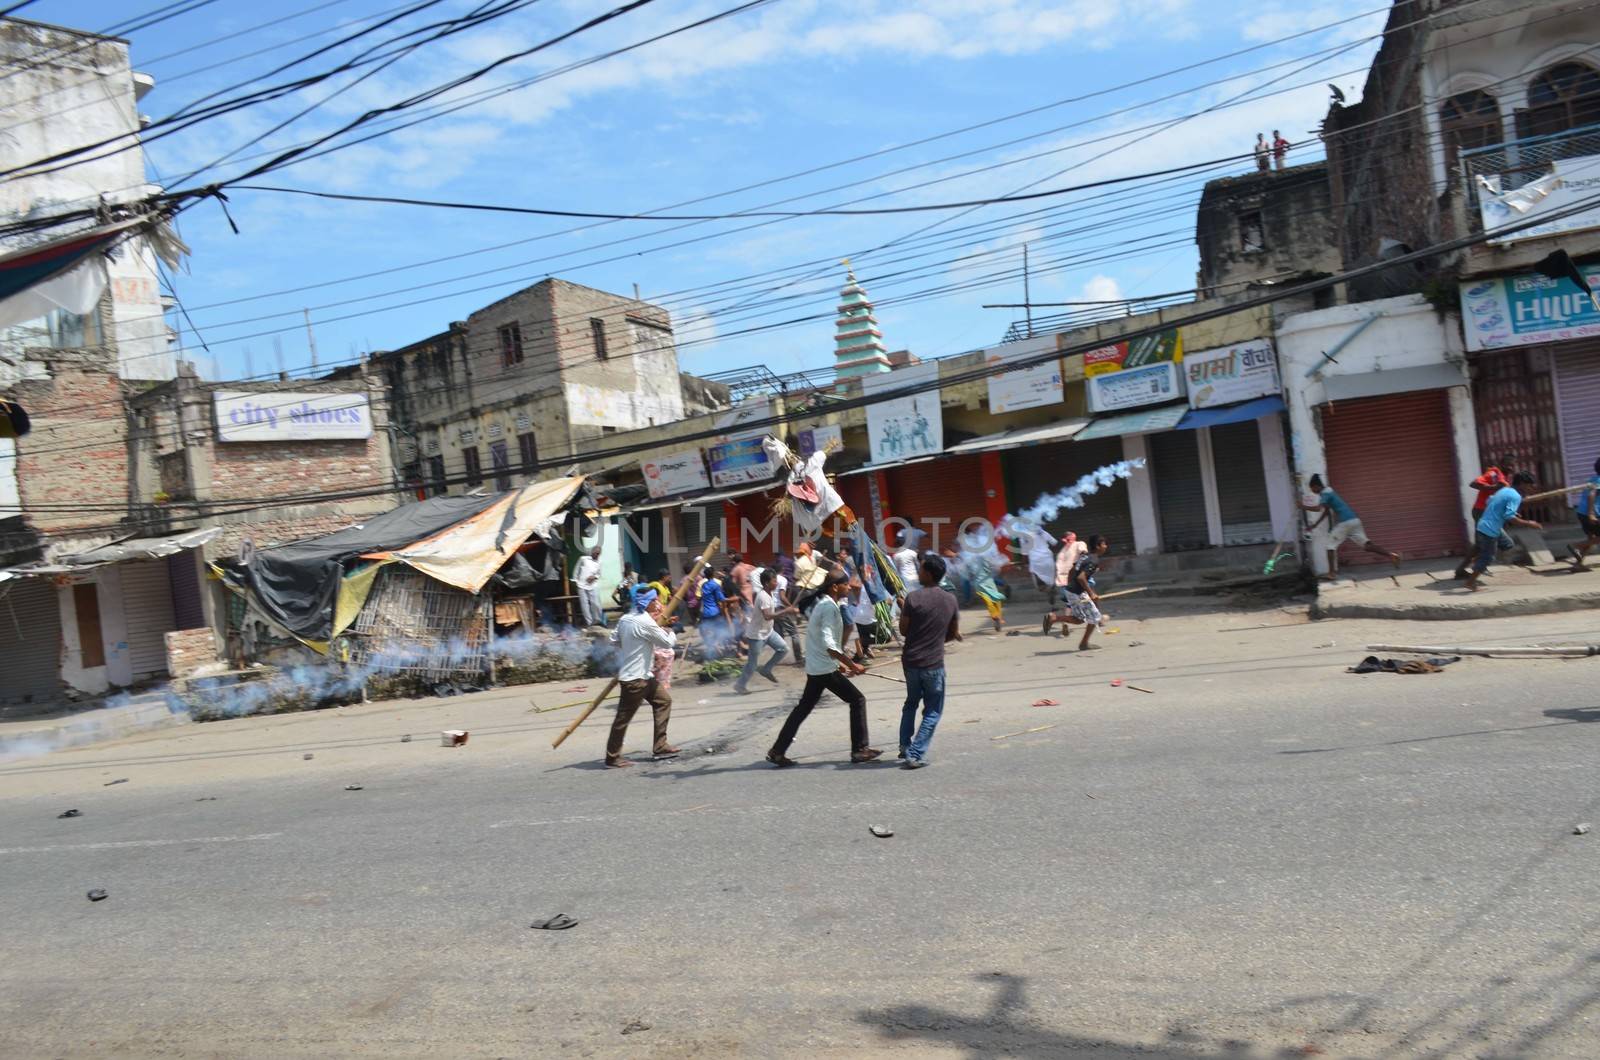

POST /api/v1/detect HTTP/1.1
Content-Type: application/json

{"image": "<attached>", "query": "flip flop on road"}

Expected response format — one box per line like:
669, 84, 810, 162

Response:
530, 914, 579, 930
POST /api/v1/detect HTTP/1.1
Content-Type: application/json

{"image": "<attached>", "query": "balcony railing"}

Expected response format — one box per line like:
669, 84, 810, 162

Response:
1459, 121, 1600, 235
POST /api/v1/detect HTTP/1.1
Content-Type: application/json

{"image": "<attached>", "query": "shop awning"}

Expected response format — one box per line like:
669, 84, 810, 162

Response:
837, 455, 940, 477
1174, 395, 1285, 431
946, 417, 1091, 454
0, 527, 220, 579
1073, 403, 1188, 441
1321, 363, 1466, 403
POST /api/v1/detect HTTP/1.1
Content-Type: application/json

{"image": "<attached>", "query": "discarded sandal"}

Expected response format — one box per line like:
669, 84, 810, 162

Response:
530, 914, 578, 930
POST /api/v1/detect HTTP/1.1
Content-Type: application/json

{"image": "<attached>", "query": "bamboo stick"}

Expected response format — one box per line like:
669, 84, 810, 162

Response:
1366, 643, 1600, 658
551, 537, 720, 749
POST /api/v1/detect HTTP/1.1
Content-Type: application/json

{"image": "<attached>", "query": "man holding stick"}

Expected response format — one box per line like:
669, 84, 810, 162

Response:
603, 590, 681, 768
767, 571, 883, 766
1466, 471, 1541, 592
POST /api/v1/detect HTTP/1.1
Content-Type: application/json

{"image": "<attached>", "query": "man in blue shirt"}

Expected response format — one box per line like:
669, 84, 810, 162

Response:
1300, 474, 1401, 579
1466, 470, 1541, 591
1569, 457, 1600, 571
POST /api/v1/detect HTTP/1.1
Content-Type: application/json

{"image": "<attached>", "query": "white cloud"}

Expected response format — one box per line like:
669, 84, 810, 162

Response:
1080, 274, 1123, 303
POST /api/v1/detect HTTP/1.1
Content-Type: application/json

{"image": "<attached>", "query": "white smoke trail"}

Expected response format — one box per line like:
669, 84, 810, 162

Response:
1002, 459, 1147, 534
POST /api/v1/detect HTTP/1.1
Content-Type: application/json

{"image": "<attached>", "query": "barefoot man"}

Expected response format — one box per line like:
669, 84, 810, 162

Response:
1302, 474, 1401, 578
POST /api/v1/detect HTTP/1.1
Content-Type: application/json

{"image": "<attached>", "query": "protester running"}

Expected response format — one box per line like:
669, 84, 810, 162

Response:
1569, 457, 1600, 571
733, 569, 791, 694
766, 572, 882, 766
898, 553, 961, 769
1061, 534, 1111, 651
1456, 463, 1512, 579
1301, 474, 1401, 578
604, 589, 680, 768
1466, 471, 1541, 591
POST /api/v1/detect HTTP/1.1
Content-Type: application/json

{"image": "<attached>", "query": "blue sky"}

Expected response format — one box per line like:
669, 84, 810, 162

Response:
25, 0, 1387, 381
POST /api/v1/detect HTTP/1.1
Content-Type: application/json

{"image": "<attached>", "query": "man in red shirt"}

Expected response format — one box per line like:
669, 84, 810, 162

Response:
1456, 464, 1511, 578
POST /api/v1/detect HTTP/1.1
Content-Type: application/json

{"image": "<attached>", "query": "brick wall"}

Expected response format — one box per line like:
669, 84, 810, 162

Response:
13, 346, 128, 541
208, 438, 380, 502
164, 627, 216, 678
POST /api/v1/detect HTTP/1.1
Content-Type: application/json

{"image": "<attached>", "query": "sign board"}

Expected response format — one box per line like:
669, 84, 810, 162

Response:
563, 382, 681, 430
214, 391, 372, 443
863, 361, 943, 465
1082, 329, 1182, 378
1459, 263, 1600, 352
706, 398, 773, 488
797, 423, 843, 459
1087, 361, 1184, 413
1184, 339, 1280, 409
985, 338, 1063, 414
1479, 153, 1600, 246
640, 449, 710, 499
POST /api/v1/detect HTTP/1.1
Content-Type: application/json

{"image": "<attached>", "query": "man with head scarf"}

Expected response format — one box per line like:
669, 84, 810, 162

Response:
603, 589, 681, 768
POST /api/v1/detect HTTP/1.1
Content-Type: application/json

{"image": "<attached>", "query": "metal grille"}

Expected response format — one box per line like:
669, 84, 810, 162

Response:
1460, 121, 1600, 232
347, 566, 491, 681
1470, 348, 1565, 524
1000, 292, 1196, 344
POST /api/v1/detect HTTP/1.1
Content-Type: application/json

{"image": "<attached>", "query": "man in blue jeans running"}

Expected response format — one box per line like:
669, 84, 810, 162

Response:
897, 553, 962, 769
1466, 470, 1541, 592
733, 569, 793, 694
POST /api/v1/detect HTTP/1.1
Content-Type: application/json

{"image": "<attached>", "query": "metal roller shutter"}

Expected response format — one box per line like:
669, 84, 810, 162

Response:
1211, 420, 1275, 545
1321, 389, 1464, 563
1553, 341, 1600, 509
889, 454, 989, 552
1003, 437, 1136, 558
120, 559, 177, 680
0, 578, 61, 704
167, 551, 205, 631
1151, 430, 1209, 552
676, 504, 722, 568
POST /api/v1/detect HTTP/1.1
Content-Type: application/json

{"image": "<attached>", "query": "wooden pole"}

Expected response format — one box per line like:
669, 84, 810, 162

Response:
551, 536, 720, 749
1520, 483, 1586, 504
1366, 642, 1600, 658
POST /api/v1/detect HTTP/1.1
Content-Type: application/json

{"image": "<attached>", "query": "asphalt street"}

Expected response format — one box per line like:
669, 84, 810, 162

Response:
2, 597, 1599, 1058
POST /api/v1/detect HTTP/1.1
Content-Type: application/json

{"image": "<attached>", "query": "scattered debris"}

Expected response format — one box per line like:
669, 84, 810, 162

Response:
1127, 685, 1155, 694
1084, 793, 1098, 800
1576, 823, 1592, 836
530, 914, 579, 930
697, 699, 709, 705
1127, 640, 1145, 647
992, 724, 1057, 741
562, 686, 589, 693
195, 797, 218, 802
440, 730, 469, 747
1004, 629, 1022, 637
1314, 641, 1336, 649
1031, 698, 1060, 707
400, 734, 412, 743
57, 809, 82, 819
1348, 655, 1460, 675
869, 825, 894, 838
1367, 642, 1600, 659
344, 784, 364, 791
961, 719, 980, 724
303, 754, 314, 761
103, 778, 128, 786
86, 889, 108, 902
1110, 679, 1124, 687
1104, 628, 1120, 635
621, 1019, 652, 1035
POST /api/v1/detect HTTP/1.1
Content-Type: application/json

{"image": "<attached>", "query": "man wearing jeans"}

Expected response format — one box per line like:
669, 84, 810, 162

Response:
1466, 471, 1541, 592
897, 553, 961, 769
767, 572, 882, 766
734, 569, 791, 694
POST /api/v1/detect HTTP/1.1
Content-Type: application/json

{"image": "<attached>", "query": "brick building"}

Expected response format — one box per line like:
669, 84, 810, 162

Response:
356, 278, 729, 498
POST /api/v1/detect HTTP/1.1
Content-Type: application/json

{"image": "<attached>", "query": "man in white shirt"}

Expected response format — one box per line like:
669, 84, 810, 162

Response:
604, 590, 680, 767
734, 569, 792, 694
766, 572, 882, 766
574, 545, 604, 627
891, 527, 924, 594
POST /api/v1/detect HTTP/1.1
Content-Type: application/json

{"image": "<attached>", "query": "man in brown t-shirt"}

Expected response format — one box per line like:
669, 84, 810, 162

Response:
897, 552, 961, 768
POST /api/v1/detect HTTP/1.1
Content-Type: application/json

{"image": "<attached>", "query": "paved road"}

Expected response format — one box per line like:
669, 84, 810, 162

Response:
3, 598, 1599, 1057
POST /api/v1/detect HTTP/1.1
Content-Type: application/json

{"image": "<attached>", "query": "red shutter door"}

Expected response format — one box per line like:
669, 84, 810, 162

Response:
730, 489, 781, 565
1321, 389, 1464, 563
888, 454, 989, 553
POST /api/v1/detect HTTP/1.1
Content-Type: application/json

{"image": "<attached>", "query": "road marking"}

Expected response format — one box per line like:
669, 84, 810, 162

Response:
0, 832, 282, 855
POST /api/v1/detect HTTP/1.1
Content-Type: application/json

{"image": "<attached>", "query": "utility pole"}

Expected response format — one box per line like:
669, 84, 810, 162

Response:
1023, 244, 1033, 337
303, 309, 318, 373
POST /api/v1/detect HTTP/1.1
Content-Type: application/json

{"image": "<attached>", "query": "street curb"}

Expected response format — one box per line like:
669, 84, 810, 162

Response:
0, 696, 190, 759
1311, 589, 1600, 621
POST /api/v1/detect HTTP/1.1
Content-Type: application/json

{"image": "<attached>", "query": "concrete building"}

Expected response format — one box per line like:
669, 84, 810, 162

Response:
1321, 0, 1600, 537
0, 17, 174, 381
1195, 161, 1342, 309
360, 278, 729, 499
